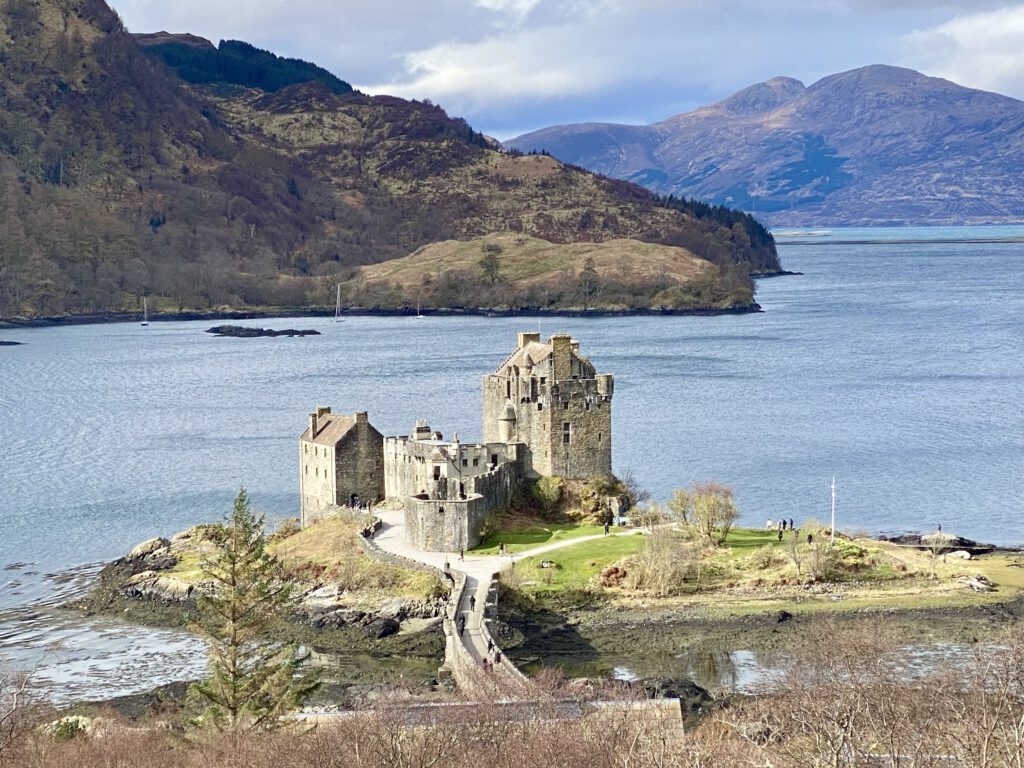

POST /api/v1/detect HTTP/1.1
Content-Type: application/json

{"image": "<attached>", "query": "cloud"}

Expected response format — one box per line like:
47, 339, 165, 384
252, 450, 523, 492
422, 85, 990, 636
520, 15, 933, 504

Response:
902, 6, 1024, 99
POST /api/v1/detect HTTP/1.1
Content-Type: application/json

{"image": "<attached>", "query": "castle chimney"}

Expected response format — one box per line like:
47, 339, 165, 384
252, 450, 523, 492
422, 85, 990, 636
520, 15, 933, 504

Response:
413, 420, 432, 441
517, 331, 541, 349
309, 406, 331, 438
550, 334, 572, 382
355, 411, 368, 425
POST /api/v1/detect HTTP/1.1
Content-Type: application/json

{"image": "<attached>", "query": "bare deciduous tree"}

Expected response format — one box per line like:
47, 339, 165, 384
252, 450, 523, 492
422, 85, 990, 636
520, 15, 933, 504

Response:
689, 482, 738, 547
0, 666, 38, 763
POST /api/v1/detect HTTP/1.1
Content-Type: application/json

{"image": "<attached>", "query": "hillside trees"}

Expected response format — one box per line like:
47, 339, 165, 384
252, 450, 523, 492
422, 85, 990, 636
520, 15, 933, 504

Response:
190, 488, 318, 733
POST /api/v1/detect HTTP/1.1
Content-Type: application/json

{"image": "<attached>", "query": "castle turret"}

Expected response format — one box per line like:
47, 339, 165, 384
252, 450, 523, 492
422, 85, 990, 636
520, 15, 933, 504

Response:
498, 401, 518, 443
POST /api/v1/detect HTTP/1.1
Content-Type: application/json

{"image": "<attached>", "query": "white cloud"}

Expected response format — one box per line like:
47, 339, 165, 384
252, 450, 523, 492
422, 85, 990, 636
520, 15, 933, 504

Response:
902, 6, 1024, 98
106, 0, 1024, 137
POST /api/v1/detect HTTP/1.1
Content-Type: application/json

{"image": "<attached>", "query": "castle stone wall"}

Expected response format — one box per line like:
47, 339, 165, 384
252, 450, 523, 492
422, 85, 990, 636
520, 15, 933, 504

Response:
334, 421, 384, 508
546, 378, 612, 479
405, 494, 489, 552
299, 442, 336, 527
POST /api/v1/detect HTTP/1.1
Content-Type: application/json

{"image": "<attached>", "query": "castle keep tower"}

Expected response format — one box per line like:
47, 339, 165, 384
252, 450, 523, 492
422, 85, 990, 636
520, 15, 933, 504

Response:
483, 332, 613, 479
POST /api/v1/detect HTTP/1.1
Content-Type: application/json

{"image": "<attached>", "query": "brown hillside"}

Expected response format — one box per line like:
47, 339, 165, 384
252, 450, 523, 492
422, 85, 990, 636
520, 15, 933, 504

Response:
0, 0, 779, 319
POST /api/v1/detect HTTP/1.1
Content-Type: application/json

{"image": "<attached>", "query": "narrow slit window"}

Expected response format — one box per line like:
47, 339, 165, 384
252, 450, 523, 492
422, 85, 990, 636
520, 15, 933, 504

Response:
562, 422, 571, 444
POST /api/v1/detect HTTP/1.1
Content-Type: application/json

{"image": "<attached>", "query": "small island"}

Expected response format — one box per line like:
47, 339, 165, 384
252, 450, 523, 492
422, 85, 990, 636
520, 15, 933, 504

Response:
206, 325, 321, 338
79, 332, 1024, 702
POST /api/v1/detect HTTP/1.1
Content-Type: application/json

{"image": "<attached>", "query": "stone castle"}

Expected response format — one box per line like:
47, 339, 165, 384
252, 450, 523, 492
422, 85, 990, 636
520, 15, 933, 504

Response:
299, 332, 615, 552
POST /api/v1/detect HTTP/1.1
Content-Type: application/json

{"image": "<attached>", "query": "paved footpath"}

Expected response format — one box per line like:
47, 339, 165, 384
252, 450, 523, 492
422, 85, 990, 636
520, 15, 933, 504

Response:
372, 509, 642, 696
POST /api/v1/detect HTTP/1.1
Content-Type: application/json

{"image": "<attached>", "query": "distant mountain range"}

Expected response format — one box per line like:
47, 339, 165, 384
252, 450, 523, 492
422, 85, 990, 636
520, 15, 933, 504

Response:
507, 65, 1024, 226
0, 0, 777, 319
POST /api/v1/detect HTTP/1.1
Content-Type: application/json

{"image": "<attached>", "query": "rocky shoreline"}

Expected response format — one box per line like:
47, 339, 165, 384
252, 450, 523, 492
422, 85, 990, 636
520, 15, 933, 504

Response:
0, 302, 765, 329
70, 532, 447, 660
499, 587, 1024, 673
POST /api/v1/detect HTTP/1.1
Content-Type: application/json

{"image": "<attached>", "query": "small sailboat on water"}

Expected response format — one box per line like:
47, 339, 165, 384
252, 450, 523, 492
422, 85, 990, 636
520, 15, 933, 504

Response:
334, 284, 344, 322
141, 297, 149, 327
415, 297, 425, 320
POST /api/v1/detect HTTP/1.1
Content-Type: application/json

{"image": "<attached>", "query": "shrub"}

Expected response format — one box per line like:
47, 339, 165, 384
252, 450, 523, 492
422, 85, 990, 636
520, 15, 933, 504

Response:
750, 544, 782, 570
531, 476, 564, 515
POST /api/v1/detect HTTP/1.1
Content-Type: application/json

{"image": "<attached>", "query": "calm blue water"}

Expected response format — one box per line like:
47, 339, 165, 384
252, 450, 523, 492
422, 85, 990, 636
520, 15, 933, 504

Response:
1, 226, 1023, 700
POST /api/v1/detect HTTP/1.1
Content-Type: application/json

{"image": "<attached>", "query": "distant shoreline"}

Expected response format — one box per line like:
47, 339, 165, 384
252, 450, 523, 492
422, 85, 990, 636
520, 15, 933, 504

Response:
0, 302, 768, 329
778, 236, 1024, 246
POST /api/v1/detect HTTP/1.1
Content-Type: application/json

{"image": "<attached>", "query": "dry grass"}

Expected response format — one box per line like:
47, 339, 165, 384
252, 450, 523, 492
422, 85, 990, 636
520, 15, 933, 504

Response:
7, 627, 1023, 768
357, 232, 707, 295
165, 518, 442, 604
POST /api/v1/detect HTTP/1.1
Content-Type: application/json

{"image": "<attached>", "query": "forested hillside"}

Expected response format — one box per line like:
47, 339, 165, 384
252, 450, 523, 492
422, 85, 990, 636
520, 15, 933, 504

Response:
0, 0, 779, 318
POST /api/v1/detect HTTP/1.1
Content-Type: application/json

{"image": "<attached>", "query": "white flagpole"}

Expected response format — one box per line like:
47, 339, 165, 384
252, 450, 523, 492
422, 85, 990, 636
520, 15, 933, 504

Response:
830, 477, 836, 545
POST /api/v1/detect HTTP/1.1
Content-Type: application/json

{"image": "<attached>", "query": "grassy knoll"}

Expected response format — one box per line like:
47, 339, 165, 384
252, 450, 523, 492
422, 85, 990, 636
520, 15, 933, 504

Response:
166, 518, 443, 604
354, 232, 721, 311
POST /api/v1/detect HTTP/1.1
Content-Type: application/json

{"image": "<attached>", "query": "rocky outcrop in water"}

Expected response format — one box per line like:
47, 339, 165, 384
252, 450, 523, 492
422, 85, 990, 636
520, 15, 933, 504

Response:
882, 533, 996, 555
79, 527, 445, 648
207, 325, 321, 338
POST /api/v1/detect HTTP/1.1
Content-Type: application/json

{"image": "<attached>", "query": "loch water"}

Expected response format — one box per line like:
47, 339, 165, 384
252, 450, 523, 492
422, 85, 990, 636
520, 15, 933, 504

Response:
1, 225, 1022, 700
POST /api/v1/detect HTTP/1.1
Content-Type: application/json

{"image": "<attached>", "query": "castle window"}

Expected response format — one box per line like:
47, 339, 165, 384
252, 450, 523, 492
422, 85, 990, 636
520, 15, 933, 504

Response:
598, 432, 602, 442
438, 506, 445, 514
540, 377, 546, 384
537, 403, 543, 411
506, 381, 511, 399
473, 458, 479, 467
562, 422, 571, 444
491, 453, 498, 465
563, 401, 569, 410
585, 402, 591, 411
462, 459, 468, 467
433, 466, 441, 480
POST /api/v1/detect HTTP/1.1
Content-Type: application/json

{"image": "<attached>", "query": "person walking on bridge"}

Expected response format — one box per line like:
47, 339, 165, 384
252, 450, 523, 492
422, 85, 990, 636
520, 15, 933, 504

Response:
469, 594, 476, 611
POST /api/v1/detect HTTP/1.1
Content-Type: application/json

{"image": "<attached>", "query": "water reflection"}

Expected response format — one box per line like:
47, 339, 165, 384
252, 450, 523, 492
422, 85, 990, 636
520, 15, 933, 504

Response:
526, 648, 782, 693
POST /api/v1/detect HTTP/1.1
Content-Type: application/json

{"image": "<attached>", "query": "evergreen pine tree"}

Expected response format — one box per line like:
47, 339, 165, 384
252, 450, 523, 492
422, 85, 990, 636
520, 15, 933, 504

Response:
190, 488, 318, 732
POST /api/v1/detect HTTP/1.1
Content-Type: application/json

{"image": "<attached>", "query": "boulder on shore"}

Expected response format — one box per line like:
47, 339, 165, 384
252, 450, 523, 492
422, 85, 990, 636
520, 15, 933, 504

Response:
127, 537, 170, 560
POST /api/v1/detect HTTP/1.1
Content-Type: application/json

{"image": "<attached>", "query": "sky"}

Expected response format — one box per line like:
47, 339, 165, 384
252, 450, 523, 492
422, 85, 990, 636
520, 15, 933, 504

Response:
108, 0, 1024, 139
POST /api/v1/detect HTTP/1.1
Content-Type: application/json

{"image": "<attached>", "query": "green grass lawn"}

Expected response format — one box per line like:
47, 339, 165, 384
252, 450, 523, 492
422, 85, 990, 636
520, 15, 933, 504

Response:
493, 523, 1024, 613
510, 532, 647, 592
472, 523, 608, 554
718, 526, 781, 553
